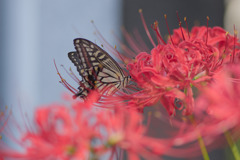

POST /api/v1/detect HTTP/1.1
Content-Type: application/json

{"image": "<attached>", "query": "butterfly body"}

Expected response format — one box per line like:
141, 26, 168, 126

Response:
68, 38, 130, 99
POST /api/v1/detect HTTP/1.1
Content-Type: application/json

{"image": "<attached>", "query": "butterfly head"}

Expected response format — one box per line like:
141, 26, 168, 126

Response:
123, 75, 131, 88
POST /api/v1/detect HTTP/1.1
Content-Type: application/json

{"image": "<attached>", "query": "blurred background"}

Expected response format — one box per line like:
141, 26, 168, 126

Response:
0, 0, 239, 159
0, 0, 123, 108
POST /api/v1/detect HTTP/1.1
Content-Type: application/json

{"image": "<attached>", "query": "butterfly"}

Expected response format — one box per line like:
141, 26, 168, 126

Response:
68, 38, 131, 99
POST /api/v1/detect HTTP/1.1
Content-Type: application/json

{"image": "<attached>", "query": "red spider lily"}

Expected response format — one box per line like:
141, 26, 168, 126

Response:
159, 63, 240, 158
127, 13, 240, 116
97, 108, 172, 160
0, 94, 172, 160
20, 105, 95, 160
193, 63, 240, 140
0, 96, 102, 160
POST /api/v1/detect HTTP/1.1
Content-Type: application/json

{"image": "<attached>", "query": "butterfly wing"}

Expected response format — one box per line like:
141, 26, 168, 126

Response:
67, 51, 93, 99
68, 38, 129, 99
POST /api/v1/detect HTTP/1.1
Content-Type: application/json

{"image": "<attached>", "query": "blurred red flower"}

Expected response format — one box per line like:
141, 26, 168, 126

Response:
194, 63, 240, 140
21, 105, 94, 160
0, 94, 171, 160
98, 108, 172, 160
164, 63, 240, 158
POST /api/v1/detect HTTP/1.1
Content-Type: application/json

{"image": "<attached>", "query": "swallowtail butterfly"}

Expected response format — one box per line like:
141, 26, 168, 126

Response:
68, 38, 131, 99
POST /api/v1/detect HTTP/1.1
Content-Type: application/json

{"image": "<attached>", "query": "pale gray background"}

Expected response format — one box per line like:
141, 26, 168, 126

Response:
0, 0, 122, 109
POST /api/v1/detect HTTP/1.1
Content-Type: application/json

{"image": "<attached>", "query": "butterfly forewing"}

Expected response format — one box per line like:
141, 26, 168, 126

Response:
68, 38, 130, 99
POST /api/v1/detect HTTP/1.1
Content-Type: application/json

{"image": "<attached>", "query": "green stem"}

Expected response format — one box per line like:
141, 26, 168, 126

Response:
189, 115, 210, 160
197, 135, 210, 160
224, 131, 240, 160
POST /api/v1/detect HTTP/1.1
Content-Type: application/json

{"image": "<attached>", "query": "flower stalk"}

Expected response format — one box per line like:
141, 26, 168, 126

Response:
197, 136, 210, 160
189, 115, 210, 160
224, 131, 240, 160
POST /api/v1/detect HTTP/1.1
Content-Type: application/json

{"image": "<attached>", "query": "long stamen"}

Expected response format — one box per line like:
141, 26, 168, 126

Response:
114, 45, 131, 74
121, 27, 143, 53
176, 11, 185, 40
154, 21, 165, 45
0, 106, 11, 133
184, 17, 190, 39
114, 45, 125, 64
92, 21, 122, 59
112, 31, 136, 56
232, 25, 237, 63
54, 60, 78, 94
92, 21, 133, 68
164, 14, 174, 45
133, 29, 149, 51
215, 32, 228, 68
224, 32, 229, 55
206, 16, 209, 45
61, 65, 80, 83
69, 67, 81, 82
60, 80, 78, 94
151, 21, 166, 45
139, 9, 156, 47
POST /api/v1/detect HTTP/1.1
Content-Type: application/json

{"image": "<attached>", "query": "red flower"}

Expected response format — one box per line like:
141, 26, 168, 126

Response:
97, 108, 171, 160
0, 95, 172, 160
0, 97, 104, 160
21, 105, 95, 159
194, 63, 240, 139
165, 63, 240, 155
127, 21, 240, 116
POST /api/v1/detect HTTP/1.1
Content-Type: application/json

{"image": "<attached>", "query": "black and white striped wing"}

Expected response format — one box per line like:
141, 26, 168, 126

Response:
68, 38, 127, 99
